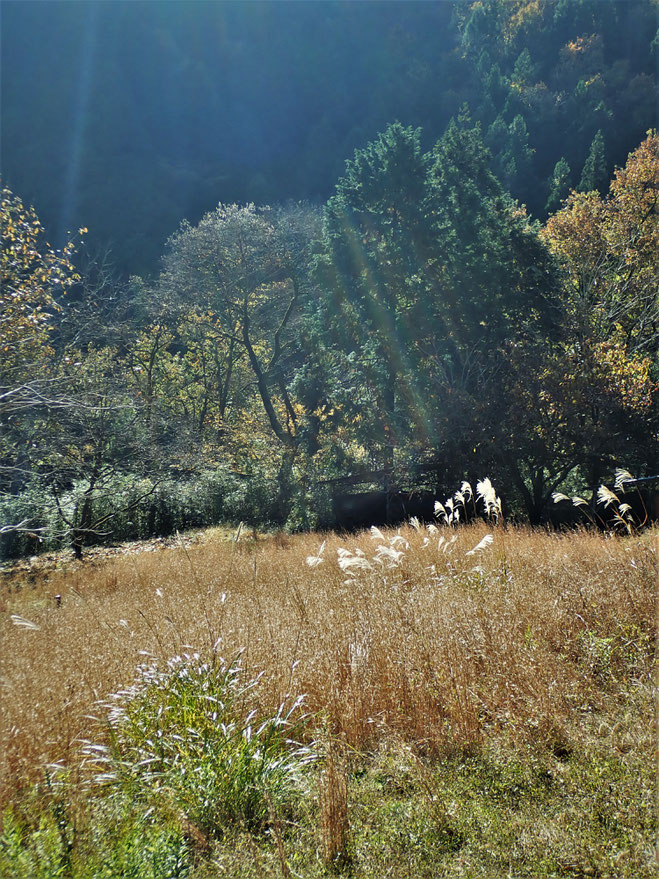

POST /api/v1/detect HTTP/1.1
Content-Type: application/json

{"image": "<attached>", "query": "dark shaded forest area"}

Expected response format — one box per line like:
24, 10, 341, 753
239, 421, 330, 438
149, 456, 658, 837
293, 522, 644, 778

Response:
1, 0, 657, 558
3, 0, 656, 273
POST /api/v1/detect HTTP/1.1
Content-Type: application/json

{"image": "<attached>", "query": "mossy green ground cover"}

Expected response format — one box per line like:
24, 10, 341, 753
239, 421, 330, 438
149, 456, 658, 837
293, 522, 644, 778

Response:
3, 721, 654, 878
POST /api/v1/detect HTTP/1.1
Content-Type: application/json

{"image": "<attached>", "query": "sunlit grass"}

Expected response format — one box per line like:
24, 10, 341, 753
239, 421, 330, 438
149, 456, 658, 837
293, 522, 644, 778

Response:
0, 516, 655, 876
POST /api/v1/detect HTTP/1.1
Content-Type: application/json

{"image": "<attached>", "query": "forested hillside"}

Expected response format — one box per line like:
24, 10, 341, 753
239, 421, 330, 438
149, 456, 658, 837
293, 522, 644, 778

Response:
2, 0, 656, 273
1, 0, 657, 557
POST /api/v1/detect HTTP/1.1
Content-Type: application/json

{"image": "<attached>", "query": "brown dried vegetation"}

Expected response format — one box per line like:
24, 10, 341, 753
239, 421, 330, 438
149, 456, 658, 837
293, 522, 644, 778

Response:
1, 523, 654, 810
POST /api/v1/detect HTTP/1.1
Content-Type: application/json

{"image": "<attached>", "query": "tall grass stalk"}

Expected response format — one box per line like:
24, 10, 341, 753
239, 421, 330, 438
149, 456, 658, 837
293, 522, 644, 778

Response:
318, 735, 349, 869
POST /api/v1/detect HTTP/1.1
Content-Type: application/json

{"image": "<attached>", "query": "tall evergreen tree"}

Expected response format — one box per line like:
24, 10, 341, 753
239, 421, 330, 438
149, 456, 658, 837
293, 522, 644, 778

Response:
425, 110, 556, 360
578, 129, 608, 193
487, 114, 535, 196
512, 48, 536, 87
485, 115, 510, 169
316, 123, 431, 479
508, 115, 534, 178
545, 157, 572, 214
315, 114, 558, 496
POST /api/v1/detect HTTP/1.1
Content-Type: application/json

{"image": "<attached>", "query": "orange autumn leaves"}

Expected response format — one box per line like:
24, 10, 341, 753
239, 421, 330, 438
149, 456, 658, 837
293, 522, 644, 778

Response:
540, 131, 657, 420
541, 131, 658, 358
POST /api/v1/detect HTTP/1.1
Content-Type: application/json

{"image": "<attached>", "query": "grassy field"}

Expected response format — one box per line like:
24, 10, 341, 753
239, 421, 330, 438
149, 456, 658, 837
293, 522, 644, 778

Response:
0, 519, 656, 878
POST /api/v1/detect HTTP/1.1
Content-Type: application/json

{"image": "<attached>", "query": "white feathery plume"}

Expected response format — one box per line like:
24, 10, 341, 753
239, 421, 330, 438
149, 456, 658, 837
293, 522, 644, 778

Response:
434, 500, 448, 522
614, 468, 634, 491
390, 534, 409, 549
374, 545, 404, 565
476, 477, 501, 519
338, 555, 372, 571
466, 534, 494, 556
597, 485, 619, 508
11, 614, 40, 631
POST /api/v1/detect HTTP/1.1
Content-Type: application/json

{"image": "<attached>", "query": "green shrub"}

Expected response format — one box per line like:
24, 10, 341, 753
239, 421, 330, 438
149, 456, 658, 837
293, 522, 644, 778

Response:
0, 467, 283, 560
85, 653, 315, 838
0, 797, 190, 879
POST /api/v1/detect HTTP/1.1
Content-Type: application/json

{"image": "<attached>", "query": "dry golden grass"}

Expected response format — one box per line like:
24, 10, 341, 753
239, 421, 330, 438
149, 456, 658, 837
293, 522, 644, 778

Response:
319, 735, 349, 867
1, 523, 655, 808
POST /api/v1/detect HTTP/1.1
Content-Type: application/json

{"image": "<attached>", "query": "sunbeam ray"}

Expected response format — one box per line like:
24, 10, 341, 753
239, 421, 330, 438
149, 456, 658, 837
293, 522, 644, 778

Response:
58, 2, 98, 245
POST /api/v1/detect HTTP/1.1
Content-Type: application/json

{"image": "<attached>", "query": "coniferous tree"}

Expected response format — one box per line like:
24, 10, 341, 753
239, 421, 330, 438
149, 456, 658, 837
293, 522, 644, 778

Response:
316, 123, 430, 480
479, 61, 507, 124
485, 115, 510, 175
425, 110, 556, 358
508, 115, 534, 176
418, 112, 561, 497
545, 157, 572, 214
578, 129, 608, 193
315, 113, 559, 498
512, 48, 536, 87
488, 114, 535, 195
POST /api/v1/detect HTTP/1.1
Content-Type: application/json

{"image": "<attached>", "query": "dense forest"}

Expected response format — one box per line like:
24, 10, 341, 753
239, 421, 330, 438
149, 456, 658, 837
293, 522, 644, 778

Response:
3, 0, 656, 274
1, 0, 657, 557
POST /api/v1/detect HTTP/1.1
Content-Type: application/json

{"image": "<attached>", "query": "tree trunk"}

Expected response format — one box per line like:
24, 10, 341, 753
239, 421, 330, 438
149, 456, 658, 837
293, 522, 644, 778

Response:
275, 449, 296, 526
383, 360, 396, 523
72, 476, 96, 560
